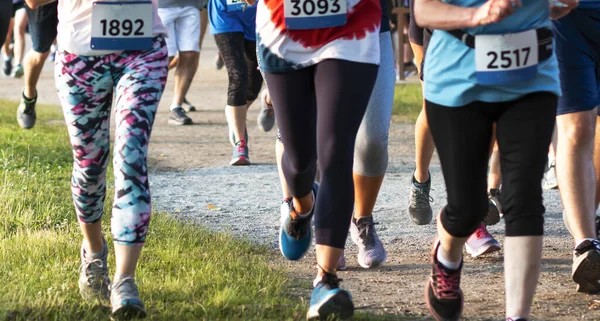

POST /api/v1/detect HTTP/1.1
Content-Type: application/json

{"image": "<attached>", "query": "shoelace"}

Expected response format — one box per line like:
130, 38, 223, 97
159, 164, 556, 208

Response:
79, 258, 107, 286
284, 199, 310, 239
411, 185, 434, 207
474, 224, 491, 239
357, 221, 378, 247
316, 271, 342, 288
22, 101, 35, 114
433, 264, 461, 299
110, 276, 139, 299
236, 140, 247, 153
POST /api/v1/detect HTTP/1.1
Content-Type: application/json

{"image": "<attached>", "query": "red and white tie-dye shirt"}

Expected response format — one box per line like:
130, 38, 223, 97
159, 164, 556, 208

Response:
256, 0, 381, 73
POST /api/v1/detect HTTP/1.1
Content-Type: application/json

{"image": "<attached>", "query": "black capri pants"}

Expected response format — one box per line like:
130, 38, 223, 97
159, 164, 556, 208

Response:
265, 59, 378, 249
214, 32, 263, 106
0, 0, 12, 46
426, 92, 557, 238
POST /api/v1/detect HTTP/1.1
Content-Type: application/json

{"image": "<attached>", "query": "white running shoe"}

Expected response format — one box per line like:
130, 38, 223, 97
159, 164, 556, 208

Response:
465, 224, 501, 258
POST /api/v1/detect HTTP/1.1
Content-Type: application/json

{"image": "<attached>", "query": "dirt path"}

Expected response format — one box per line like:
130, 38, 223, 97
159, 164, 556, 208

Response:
2, 37, 599, 321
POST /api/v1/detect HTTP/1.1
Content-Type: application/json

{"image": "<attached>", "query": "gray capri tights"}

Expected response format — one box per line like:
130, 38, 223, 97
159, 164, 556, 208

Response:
275, 32, 394, 177
353, 32, 395, 177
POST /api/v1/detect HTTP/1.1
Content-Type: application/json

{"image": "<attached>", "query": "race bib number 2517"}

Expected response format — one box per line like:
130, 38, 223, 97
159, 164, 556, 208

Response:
474, 29, 539, 86
284, 0, 347, 30
91, 1, 153, 51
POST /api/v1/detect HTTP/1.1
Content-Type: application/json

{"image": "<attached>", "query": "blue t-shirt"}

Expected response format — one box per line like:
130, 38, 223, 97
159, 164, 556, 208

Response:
208, 0, 257, 41
424, 0, 561, 107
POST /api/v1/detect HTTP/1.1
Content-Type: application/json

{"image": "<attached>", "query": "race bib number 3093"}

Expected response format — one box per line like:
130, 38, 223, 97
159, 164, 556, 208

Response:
284, 0, 347, 30
474, 29, 539, 86
91, 1, 153, 51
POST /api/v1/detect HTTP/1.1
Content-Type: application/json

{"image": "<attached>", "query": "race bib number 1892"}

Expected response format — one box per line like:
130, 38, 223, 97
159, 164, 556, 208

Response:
284, 0, 347, 30
91, 1, 153, 51
474, 29, 538, 86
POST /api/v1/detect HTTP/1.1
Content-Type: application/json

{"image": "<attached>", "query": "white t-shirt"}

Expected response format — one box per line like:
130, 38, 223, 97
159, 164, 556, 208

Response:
57, 0, 167, 56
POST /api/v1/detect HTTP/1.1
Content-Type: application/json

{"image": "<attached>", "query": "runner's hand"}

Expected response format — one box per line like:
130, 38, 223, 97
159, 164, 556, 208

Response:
243, 0, 256, 5
550, 0, 578, 19
472, 0, 521, 26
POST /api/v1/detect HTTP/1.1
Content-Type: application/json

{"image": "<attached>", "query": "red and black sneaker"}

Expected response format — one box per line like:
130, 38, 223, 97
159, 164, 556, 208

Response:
425, 239, 464, 321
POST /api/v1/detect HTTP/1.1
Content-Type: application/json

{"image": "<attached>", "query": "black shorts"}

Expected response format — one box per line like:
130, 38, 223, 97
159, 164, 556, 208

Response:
0, 1, 11, 45
25, 1, 57, 53
12, 1, 24, 18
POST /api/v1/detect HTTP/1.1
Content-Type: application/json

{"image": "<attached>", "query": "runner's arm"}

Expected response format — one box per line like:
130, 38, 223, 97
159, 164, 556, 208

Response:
24, 0, 56, 9
414, 0, 520, 29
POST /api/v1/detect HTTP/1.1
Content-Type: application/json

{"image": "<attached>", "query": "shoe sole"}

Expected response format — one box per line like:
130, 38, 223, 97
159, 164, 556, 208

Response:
230, 156, 251, 166
542, 183, 558, 190
572, 249, 600, 293
278, 222, 312, 261
465, 243, 501, 258
424, 279, 463, 321
306, 291, 354, 320
168, 119, 192, 125
111, 304, 147, 320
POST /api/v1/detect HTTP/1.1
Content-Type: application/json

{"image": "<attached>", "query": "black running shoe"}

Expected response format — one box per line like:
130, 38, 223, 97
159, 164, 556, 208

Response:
572, 239, 600, 293
425, 239, 464, 321
168, 107, 192, 125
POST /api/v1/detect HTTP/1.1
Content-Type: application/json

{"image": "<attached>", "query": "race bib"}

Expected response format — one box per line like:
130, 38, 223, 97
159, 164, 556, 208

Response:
474, 29, 538, 85
284, 0, 347, 30
226, 0, 246, 12
91, 1, 153, 51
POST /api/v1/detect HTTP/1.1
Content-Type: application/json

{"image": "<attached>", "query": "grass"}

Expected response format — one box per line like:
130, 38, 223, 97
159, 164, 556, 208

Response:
392, 84, 423, 123
0, 100, 400, 321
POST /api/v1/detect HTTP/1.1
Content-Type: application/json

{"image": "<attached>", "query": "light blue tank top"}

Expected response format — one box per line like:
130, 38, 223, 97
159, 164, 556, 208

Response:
424, 0, 561, 107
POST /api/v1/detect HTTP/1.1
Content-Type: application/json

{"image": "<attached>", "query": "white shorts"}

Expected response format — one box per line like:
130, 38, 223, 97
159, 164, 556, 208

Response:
157, 6, 201, 56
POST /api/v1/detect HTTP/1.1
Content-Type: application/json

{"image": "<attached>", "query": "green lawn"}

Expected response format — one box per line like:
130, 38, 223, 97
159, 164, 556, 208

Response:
0, 101, 400, 321
392, 84, 423, 123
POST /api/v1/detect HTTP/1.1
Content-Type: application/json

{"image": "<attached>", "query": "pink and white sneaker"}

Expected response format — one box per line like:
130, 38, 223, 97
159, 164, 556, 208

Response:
464, 224, 501, 258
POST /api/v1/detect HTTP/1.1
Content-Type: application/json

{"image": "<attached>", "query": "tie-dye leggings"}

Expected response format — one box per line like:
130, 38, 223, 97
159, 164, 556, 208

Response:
55, 37, 168, 245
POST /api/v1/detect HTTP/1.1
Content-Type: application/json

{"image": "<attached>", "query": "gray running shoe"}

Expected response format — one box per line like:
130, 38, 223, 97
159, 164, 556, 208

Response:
350, 216, 387, 268
17, 93, 37, 129
168, 107, 192, 125
110, 276, 147, 320
407, 174, 433, 225
3, 57, 12, 76
78, 240, 110, 302
572, 239, 600, 293
12, 64, 23, 78
542, 159, 558, 190
230, 139, 250, 166
182, 98, 196, 112
257, 89, 275, 132
483, 189, 502, 225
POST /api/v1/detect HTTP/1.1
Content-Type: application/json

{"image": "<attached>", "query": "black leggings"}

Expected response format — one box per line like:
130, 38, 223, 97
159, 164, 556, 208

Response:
426, 92, 557, 238
0, 1, 12, 45
214, 32, 263, 106
265, 59, 378, 249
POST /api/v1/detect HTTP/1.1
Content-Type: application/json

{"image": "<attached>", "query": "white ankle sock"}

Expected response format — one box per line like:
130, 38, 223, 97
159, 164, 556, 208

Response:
296, 192, 315, 218
170, 105, 181, 111
436, 246, 461, 270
